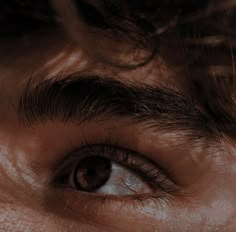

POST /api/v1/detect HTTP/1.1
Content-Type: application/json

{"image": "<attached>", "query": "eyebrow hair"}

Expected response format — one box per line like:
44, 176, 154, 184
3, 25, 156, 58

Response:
18, 75, 217, 139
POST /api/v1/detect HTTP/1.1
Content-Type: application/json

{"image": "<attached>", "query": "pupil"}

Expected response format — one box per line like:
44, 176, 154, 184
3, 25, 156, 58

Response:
74, 156, 112, 191
86, 168, 96, 177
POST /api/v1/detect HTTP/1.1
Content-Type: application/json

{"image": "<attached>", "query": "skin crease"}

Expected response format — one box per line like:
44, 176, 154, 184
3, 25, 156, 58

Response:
0, 26, 236, 232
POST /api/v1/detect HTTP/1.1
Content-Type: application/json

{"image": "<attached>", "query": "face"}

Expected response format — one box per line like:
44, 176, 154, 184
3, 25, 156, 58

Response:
0, 15, 236, 232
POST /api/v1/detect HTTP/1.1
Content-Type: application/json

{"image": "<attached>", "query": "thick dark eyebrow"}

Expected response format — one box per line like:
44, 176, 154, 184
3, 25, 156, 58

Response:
19, 75, 214, 138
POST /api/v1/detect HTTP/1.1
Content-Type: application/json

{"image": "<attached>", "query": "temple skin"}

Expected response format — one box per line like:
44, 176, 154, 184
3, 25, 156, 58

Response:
0, 23, 236, 232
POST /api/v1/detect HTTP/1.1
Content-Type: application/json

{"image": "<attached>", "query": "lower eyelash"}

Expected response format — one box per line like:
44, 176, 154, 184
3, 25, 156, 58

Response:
54, 135, 178, 195
58, 187, 175, 212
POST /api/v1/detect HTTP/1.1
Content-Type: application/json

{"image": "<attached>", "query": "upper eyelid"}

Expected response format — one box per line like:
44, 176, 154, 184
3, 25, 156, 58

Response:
52, 134, 168, 175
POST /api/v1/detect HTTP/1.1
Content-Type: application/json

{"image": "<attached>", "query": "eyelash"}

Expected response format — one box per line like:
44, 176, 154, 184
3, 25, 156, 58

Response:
54, 136, 178, 195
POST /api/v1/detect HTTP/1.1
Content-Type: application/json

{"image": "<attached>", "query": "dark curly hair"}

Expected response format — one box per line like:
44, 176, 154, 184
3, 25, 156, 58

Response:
1, 0, 236, 136
53, 0, 236, 130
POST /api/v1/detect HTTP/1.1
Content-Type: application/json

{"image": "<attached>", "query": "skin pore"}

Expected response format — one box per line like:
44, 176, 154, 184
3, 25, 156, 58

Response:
1, 2, 236, 232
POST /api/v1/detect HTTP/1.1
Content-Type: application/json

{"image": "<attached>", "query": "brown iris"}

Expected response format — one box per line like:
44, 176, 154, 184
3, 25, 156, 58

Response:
73, 156, 112, 191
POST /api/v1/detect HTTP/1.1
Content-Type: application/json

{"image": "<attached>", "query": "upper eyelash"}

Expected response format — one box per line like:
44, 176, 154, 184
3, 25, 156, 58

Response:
54, 135, 178, 194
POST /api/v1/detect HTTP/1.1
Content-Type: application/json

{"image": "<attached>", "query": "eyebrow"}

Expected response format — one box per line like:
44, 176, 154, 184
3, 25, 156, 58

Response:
18, 75, 216, 138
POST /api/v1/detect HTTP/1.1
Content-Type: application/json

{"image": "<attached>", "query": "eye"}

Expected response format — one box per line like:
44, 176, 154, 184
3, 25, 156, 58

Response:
55, 144, 177, 195
71, 156, 152, 195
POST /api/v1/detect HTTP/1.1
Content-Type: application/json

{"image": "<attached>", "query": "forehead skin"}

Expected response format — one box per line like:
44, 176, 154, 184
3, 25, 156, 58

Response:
0, 21, 236, 232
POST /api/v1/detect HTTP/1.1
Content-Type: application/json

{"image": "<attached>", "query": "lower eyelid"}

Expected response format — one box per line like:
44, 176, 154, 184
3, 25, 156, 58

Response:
46, 186, 192, 231
48, 187, 175, 216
